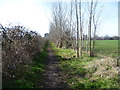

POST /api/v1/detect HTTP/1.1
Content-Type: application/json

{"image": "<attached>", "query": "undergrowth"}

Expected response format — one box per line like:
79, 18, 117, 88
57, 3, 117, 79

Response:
50, 43, 119, 89
3, 41, 49, 88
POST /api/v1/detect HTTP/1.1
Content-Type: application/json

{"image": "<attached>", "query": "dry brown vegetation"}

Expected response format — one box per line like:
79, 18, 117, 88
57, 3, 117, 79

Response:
1, 24, 46, 81
85, 57, 118, 81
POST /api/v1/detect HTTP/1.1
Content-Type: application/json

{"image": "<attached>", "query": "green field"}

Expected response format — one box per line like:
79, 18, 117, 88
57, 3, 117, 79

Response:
95, 40, 118, 58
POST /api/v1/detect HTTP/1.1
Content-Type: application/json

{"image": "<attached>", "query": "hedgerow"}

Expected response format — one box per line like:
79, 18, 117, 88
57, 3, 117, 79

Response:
1, 24, 46, 83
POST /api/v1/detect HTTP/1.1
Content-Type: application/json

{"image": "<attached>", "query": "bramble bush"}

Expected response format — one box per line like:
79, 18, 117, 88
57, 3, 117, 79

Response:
1, 24, 46, 82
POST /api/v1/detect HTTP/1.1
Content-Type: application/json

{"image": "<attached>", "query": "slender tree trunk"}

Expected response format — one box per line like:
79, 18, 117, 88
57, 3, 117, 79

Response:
88, 0, 93, 57
92, 1, 101, 57
79, 0, 82, 56
86, 35, 89, 55
75, 0, 79, 57
92, 25, 96, 56
70, 1, 73, 49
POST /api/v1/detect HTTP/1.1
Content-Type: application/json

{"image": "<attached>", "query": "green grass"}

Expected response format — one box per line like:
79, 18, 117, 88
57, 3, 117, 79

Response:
51, 42, 119, 89
95, 40, 118, 58
50, 42, 76, 58
59, 57, 118, 89
3, 41, 49, 88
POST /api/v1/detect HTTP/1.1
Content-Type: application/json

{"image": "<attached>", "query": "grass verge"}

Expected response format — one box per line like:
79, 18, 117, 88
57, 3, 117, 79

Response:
50, 43, 119, 89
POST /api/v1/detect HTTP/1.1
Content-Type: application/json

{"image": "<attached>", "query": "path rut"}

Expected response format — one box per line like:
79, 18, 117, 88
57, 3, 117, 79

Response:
41, 47, 69, 88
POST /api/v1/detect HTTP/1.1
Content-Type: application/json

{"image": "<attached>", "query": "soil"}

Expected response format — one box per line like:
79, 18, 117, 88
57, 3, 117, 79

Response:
40, 47, 70, 88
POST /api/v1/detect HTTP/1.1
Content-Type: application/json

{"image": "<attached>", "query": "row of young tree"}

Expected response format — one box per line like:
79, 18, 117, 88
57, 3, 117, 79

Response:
48, 0, 103, 57
1, 24, 46, 83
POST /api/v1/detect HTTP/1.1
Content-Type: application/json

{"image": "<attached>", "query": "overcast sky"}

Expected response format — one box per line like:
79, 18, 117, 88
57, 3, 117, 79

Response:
0, 0, 118, 37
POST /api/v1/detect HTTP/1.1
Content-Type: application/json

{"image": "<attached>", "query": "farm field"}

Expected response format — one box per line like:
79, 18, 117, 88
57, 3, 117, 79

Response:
95, 40, 118, 58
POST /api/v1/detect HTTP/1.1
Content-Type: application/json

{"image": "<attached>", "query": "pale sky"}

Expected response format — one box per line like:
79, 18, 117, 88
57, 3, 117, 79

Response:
0, 0, 118, 37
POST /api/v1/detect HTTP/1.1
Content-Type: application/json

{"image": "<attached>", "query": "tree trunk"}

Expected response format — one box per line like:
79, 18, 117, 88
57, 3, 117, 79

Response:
88, 0, 93, 57
79, 0, 82, 56
75, 0, 79, 57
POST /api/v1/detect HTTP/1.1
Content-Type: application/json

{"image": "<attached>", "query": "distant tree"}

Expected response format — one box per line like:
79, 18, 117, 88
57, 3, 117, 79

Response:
104, 35, 110, 40
112, 36, 119, 40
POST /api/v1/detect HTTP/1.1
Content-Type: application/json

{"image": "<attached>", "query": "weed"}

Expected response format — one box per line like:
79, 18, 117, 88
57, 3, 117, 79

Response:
51, 42, 119, 89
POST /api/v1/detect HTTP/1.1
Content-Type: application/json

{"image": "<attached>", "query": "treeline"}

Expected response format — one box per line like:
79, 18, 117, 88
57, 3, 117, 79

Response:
0, 24, 46, 85
95, 35, 119, 40
48, 0, 103, 57
77, 35, 119, 40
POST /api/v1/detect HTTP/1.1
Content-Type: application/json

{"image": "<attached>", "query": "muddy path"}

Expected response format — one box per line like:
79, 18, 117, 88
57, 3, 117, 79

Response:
41, 46, 70, 88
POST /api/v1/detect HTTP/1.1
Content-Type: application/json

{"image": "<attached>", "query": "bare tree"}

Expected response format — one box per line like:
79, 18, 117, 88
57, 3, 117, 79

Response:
86, 0, 103, 57
75, 0, 79, 57
49, 2, 64, 48
88, 0, 93, 57
79, 0, 83, 56
92, 1, 102, 56
49, 0, 103, 57
49, 1, 75, 49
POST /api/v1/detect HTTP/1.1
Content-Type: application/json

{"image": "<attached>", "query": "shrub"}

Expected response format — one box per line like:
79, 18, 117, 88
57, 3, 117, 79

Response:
1, 24, 46, 83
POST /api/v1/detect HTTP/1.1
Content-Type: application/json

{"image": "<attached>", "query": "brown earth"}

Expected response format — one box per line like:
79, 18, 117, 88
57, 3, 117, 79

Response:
40, 47, 70, 89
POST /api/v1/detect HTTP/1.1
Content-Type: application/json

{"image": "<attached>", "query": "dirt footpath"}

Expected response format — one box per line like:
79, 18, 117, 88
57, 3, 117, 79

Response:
41, 47, 69, 88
